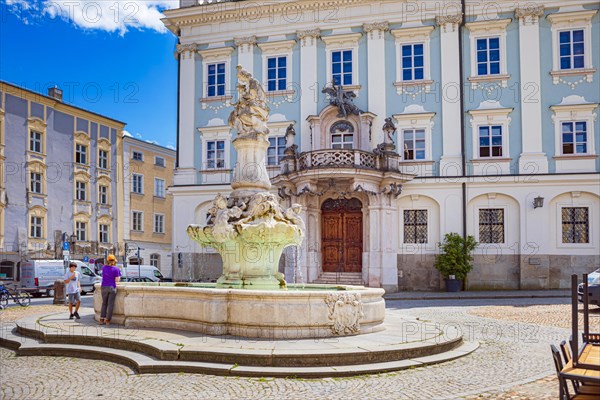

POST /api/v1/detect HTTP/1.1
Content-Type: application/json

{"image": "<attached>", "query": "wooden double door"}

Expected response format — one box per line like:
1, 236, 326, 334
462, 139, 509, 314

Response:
321, 198, 363, 273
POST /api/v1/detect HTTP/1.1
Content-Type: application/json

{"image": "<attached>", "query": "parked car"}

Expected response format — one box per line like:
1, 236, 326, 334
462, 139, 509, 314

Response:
120, 276, 154, 283
20, 260, 101, 297
578, 268, 600, 306
115, 264, 167, 282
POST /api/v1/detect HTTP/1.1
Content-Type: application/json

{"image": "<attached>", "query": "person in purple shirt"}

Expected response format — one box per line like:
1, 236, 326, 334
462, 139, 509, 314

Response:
99, 254, 121, 326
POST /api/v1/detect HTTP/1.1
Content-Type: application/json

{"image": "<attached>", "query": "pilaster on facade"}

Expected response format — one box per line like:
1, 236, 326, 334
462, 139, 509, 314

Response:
298, 29, 320, 153
436, 13, 463, 176
364, 21, 389, 148
515, 5, 548, 174
234, 35, 257, 75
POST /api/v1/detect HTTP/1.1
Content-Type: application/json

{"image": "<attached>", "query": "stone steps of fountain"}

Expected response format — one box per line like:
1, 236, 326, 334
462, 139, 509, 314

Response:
0, 310, 479, 378
313, 272, 364, 286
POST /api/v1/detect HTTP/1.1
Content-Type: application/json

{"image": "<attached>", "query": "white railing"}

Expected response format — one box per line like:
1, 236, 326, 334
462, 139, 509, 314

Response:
291, 149, 397, 172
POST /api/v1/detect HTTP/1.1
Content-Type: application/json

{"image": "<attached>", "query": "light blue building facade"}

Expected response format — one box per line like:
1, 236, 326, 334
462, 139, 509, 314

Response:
164, 0, 600, 291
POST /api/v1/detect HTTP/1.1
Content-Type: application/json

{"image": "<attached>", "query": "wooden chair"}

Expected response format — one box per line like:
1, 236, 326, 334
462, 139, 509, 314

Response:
582, 333, 600, 344
560, 341, 600, 393
551, 345, 600, 399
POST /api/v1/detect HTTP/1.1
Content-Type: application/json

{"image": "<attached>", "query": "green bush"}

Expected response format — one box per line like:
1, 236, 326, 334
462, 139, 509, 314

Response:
434, 233, 478, 281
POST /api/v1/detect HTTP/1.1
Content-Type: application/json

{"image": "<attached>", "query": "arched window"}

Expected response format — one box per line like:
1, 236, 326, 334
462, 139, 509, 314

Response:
330, 121, 354, 149
150, 254, 160, 268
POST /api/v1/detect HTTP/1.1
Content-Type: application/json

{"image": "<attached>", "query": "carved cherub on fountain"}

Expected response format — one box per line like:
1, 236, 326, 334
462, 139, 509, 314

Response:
284, 204, 306, 233
228, 65, 270, 138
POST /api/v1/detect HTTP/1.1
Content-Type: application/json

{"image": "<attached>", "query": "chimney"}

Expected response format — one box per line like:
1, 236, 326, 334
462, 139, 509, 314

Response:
47, 86, 63, 101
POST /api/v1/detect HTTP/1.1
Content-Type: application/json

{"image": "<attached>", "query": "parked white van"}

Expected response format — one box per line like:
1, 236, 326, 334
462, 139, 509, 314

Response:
113, 264, 166, 282
21, 260, 101, 297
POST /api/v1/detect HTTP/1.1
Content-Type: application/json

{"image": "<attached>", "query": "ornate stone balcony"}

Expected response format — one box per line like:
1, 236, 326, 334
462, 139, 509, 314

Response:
279, 149, 403, 175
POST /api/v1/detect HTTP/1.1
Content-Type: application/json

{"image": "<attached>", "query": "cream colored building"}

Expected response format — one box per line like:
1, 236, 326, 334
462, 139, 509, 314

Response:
123, 136, 176, 277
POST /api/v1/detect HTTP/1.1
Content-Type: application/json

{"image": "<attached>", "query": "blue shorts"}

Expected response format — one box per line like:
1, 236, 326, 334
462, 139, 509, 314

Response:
68, 292, 81, 304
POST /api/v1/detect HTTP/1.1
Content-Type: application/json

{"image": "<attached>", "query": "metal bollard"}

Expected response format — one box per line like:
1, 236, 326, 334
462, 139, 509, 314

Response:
53, 280, 66, 305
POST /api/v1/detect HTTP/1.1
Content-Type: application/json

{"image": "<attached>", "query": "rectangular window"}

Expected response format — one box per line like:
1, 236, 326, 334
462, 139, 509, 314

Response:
331, 132, 354, 149
562, 207, 589, 244
207, 62, 226, 97
154, 214, 164, 234
476, 37, 501, 76
132, 211, 143, 231
76, 221, 87, 242
154, 178, 165, 198
561, 121, 588, 155
75, 144, 88, 164
30, 131, 42, 153
331, 50, 353, 86
30, 216, 43, 238
132, 174, 143, 194
99, 224, 109, 243
99, 185, 108, 204
98, 150, 108, 169
479, 208, 505, 243
478, 125, 503, 158
402, 129, 426, 160
267, 136, 286, 165
559, 29, 585, 70
132, 151, 143, 161
154, 156, 165, 167
30, 172, 42, 194
403, 210, 428, 244
76, 181, 87, 201
401, 43, 424, 81
206, 140, 225, 169
267, 56, 287, 92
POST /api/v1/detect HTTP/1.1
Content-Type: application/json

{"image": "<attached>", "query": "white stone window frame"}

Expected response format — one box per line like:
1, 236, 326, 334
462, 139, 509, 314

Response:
75, 220, 88, 242
132, 150, 144, 161
392, 110, 435, 162
465, 19, 511, 89
199, 47, 234, 102
153, 213, 165, 234
98, 223, 110, 244
132, 173, 144, 194
550, 98, 598, 172
473, 204, 509, 246
75, 180, 87, 201
258, 40, 296, 97
391, 26, 435, 95
98, 183, 109, 205
198, 125, 231, 171
468, 104, 513, 162
154, 156, 165, 167
322, 33, 362, 91
556, 198, 595, 250
154, 178, 166, 198
547, 10, 597, 84
132, 210, 144, 232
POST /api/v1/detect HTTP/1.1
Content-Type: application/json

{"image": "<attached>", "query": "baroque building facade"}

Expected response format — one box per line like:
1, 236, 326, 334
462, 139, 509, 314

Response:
163, 0, 600, 291
0, 81, 125, 281
123, 136, 176, 277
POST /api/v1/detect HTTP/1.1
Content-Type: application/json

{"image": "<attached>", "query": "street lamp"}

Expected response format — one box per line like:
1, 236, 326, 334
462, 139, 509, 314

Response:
70, 233, 77, 254
533, 196, 544, 209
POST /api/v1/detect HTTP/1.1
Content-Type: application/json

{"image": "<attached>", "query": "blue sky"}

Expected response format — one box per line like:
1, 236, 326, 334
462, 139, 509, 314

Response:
1, 0, 180, 149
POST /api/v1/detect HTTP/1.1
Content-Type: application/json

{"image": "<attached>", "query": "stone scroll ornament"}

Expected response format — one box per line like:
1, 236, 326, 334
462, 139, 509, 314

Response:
188, 66, 305, 289
325, 292, 365, 335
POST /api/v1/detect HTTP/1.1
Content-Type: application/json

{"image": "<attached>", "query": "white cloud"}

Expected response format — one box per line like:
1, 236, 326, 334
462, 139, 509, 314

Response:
145, 140, 159, 145
6, 0, 179, 35
166, 144, 175, 150
122, 130, 132, 137
135, 132, 143, 138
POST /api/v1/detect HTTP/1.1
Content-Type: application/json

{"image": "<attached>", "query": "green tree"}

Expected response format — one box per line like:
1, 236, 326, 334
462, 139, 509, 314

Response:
434, 233, 478, 281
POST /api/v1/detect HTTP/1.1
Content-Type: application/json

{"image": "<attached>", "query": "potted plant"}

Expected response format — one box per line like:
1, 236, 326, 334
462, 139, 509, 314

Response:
435, 233, 478, 292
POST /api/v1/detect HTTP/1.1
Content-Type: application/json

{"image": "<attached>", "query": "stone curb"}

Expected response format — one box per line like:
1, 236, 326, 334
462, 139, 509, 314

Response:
384, 291, 570, 301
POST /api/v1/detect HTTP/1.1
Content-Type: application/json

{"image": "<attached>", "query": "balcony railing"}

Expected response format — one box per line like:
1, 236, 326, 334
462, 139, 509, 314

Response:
280, 149, 401, 175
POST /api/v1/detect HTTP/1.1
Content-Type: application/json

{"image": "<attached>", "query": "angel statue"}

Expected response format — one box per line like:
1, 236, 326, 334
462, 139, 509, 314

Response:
322, 82, 362, 119
228, 65, 270, 138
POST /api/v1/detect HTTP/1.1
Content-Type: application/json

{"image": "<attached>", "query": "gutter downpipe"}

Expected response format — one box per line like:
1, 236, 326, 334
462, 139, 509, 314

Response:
459, 0, 467, 240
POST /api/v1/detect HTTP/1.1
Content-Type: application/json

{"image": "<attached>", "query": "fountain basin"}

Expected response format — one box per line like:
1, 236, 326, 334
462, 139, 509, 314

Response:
93, 283, 385, 339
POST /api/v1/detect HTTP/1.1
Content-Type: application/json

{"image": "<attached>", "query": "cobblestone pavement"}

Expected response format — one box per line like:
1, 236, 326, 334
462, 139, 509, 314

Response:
0, 298, 579, 399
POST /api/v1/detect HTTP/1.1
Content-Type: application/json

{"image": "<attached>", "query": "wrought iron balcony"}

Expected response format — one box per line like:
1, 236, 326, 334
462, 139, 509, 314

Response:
279, 149, 402, 175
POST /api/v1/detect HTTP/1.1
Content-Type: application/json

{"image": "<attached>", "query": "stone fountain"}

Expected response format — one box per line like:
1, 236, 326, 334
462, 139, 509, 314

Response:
187, 66, 304, 289
94, 66, 386, 339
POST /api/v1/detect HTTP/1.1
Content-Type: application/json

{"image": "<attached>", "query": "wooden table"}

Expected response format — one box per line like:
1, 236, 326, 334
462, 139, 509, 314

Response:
561, 344, 600, 384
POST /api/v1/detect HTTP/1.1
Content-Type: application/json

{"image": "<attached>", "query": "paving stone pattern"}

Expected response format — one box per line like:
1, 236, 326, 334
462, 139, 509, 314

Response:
1, 301, 593, 399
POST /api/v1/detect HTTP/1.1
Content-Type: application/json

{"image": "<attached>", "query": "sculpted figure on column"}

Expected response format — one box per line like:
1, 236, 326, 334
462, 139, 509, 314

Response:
228, 65, 270, 138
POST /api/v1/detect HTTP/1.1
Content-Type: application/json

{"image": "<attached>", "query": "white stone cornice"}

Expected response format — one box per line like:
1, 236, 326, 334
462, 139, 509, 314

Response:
297, 28, 320, 47
234, 35, 257, 54
515, 5, 545, 25
546, 9, 598, 26
198, 46, 234, 61
363, 21, 389, 39
465, 18, 512, 34
257, 40, 296, 55
435, 14, 463, 33
321, 32, 362, 49
176, 43, 198, 59
391, 25, 435, 42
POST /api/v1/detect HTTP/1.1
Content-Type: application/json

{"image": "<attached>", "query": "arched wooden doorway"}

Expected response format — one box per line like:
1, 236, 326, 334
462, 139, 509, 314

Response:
321, 198, 363, 273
